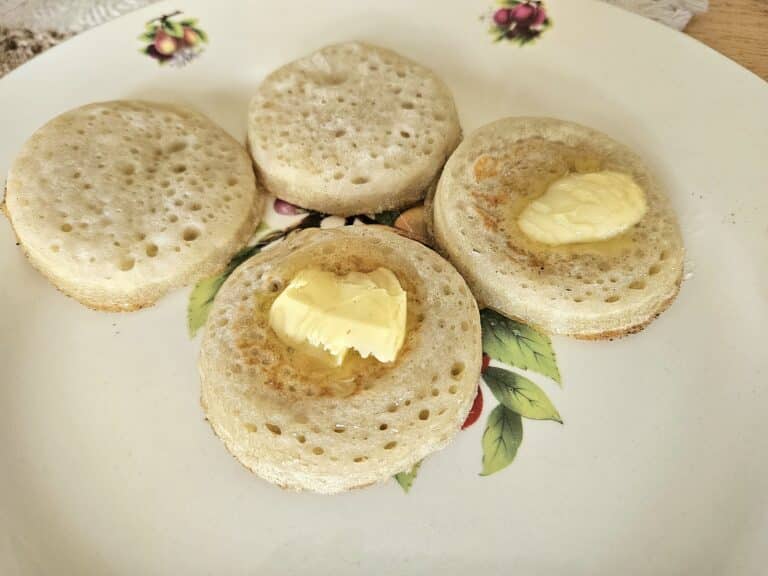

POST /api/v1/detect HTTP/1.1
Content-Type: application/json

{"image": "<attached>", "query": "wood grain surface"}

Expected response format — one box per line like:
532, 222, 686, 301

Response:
686, 0, 768, 80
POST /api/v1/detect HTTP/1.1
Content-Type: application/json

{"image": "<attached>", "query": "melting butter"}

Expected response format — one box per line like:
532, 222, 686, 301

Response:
518, 171, 647, 245
268, 267, 407, 366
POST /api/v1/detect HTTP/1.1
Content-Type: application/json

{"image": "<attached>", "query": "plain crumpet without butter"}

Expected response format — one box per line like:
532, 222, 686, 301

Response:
3, 100, 264, 311
199, 226, 481, 494
433, 117, 684, 339
247, 42, 461, 216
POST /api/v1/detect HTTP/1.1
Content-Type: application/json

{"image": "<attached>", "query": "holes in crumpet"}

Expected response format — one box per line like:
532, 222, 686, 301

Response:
118, 163, 135, 176
183, 227, 200, 242
118, 257, 135, 271
163, 140, 185, 154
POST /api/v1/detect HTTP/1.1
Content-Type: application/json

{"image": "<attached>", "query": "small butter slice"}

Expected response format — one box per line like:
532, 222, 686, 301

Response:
268, 267, 407, 365
518, 171, 648, 245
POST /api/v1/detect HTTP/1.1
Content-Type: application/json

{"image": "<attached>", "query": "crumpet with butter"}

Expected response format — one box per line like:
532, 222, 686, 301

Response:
199, 226, 481, 493
432, 117, 684, 339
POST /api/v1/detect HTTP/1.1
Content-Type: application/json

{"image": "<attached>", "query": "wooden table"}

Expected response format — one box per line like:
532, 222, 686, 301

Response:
685, 0, 768, 80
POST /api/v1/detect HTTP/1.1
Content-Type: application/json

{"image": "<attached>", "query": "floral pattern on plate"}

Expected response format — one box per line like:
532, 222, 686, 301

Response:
486, 1, 552, 45
138, 11, 208, 66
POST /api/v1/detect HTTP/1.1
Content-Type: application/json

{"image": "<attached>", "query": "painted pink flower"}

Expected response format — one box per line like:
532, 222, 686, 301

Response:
273, 198, 304, 215
517, 2, 548, 30
490, 1, 550, 43
532, 6, 548, 28
510, 3, 537, 26
510, 1, 548, 29
493, 8, 512, 26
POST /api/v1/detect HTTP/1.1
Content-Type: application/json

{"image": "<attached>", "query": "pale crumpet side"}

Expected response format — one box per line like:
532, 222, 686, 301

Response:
4, 100, 264, 311
247, 42, 461, 216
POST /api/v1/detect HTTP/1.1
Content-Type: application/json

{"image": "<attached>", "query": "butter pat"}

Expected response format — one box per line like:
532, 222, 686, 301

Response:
268, 268, 407, 365
518, 171, 647, 245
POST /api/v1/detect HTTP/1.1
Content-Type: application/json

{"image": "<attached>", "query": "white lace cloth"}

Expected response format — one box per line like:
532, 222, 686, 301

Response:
606, 0, 708, 29
0, 0, 708, 32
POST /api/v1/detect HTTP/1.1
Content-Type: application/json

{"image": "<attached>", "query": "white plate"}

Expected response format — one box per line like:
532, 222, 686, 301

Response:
1, 1, 766, 574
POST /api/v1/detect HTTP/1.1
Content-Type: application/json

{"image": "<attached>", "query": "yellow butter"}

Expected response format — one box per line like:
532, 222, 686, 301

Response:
268, 267, 407, 365
518, 171, 647, 245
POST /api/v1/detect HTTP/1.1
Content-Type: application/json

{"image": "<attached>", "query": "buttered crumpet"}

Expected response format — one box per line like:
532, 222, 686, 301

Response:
199, 226, 481, 494
433, 117, 684, 339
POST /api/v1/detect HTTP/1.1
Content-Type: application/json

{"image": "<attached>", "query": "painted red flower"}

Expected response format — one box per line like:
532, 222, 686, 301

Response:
462, 386, 484, 430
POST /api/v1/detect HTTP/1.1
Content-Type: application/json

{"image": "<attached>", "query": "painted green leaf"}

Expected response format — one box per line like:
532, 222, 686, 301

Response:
188, 274, 226, 337
483, 367, 562, 423
185, 214, 326, 337
163, 19, 185, 38
138, 31, 156, 42
373, 210, 401, 226
225, 229, 284, 273
179, 18, 199, 27
144, 22, 159, 34
480, 309, 561, 385
193, 27, 209, 43
480, 405, 523, 476
394, 461, 421, 493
